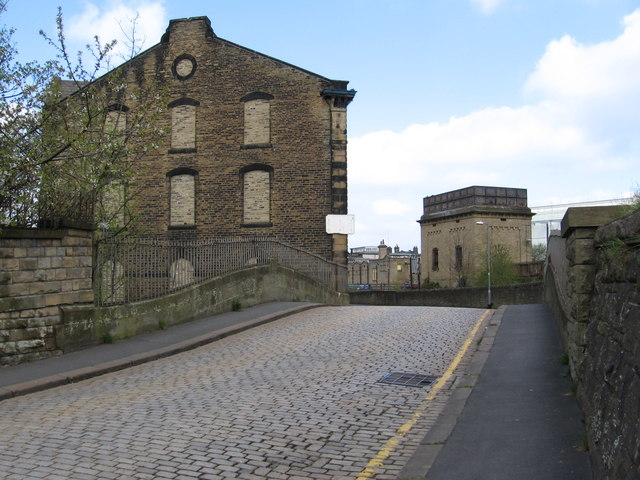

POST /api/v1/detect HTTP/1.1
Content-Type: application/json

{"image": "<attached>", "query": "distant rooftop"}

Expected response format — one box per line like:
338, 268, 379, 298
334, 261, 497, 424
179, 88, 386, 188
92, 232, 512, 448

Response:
422, 185, 528, 216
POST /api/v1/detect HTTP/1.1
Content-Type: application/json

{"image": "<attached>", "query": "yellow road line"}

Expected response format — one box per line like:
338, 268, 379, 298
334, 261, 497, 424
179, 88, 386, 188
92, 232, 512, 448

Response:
356, 309, 492, 480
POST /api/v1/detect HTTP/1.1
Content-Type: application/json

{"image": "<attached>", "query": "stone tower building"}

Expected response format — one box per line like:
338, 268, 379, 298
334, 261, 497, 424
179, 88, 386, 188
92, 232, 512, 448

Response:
95, 17, 355, 264
418, 186, 533, 287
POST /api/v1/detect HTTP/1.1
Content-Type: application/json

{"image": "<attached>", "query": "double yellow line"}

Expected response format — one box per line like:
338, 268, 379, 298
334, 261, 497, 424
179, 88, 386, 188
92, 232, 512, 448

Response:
356, 309, 492, 479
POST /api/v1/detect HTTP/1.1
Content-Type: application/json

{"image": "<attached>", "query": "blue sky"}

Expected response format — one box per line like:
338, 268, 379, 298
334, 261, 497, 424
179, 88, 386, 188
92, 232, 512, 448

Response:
4, 0, 639, 248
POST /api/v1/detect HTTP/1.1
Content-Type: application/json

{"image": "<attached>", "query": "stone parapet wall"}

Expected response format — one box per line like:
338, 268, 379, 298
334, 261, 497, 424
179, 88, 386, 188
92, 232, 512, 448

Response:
350, 282, 543, 308
0, 228, 94, 366
579, 210, 640, 479
545, 206, 639, 478
58, 264, 348, 352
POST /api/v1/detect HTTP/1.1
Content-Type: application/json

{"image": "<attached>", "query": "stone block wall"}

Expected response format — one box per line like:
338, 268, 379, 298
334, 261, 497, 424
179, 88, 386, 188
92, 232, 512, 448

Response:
0, 228, 94, 366
545, 207, 640, 478
579, 210, 640, 479
350, 282, 543, 308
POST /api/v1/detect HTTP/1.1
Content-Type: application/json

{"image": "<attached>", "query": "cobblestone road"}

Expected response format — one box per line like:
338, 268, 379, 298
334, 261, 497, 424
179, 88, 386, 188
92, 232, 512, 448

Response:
0, 306, 485, 480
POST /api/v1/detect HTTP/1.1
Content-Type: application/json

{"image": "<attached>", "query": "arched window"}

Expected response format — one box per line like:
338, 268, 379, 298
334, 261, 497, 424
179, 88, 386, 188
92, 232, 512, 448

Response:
241, 164, 273, 226
168, 168, 197, 227
168, 98, 199, 152
240, 92, 274, 147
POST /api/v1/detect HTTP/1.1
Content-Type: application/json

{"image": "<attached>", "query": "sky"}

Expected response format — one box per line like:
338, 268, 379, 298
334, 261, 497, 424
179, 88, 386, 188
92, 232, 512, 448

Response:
3, 0, 639, 249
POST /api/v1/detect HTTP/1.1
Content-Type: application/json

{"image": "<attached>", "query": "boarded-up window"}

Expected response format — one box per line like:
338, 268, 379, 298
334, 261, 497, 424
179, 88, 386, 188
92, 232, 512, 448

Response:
171, 104, 196, 150
170, 174, 195, 226
243, 169, 270, 224
244, 99, 270, 145
105, 110, 127, 133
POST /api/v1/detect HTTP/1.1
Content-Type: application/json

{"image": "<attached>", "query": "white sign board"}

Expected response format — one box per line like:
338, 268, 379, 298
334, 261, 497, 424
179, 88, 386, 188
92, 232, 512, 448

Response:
326, 214, 355, 235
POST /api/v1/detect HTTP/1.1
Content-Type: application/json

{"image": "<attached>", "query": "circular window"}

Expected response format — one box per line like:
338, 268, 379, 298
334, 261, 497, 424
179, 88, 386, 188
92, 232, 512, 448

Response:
172, 54, 197, 80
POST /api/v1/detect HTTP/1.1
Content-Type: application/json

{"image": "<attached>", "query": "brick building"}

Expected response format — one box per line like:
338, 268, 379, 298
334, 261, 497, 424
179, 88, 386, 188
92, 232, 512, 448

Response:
418, 186, 533, 287
85, 16, 355, 264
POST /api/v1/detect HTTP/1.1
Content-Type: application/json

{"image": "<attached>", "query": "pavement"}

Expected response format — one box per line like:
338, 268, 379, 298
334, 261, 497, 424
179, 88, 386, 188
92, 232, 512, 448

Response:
400, 303, 592, 479
0, 301, 592, 479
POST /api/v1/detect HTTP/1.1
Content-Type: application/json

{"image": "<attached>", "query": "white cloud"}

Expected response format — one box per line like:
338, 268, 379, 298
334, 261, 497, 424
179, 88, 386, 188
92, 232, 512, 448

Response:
469, 0, 506, 15
67, 1, 167, 61
348, 9, 640, 247
525, 10, 640, 100
373, 199, 411, 216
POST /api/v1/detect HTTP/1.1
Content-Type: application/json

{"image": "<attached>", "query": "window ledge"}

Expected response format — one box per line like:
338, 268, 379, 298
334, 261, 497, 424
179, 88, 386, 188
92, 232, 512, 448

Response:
168, 225, 197, 230
242, 222, 273, 228
169, 148, 197, 154
241, 143, 272, 150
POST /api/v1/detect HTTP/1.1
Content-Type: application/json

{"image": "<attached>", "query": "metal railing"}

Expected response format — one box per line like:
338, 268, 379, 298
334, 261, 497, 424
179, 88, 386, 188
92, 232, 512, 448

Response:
547, 234, 570, 313
94, 235, 346, 306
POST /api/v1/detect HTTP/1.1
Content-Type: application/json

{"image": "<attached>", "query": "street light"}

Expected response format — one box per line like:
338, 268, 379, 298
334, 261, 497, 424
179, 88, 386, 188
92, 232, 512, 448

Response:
476, 221, 492, 308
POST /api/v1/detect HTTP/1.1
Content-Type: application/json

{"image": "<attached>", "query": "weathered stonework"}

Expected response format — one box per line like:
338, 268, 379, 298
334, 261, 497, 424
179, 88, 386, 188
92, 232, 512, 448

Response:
579, 209, 640, 480
0, 228, 94, 365
545, 206, 639, 479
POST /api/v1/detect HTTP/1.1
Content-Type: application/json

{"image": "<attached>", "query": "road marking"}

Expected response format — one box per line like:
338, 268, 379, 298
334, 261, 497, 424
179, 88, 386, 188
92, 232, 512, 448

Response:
356, 309, 492, 480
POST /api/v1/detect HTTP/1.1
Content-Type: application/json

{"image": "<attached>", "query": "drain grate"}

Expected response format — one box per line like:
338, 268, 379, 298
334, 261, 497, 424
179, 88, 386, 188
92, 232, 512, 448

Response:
378, 372, 438, 387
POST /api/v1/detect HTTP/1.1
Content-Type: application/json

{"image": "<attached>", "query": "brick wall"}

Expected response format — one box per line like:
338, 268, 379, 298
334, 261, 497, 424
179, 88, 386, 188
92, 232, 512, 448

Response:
0, 228, 94, 366
112, 17, 354, 264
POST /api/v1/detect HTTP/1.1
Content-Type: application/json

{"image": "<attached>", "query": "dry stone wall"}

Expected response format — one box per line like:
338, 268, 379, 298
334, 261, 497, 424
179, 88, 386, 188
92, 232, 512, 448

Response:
0, 228, 94, 365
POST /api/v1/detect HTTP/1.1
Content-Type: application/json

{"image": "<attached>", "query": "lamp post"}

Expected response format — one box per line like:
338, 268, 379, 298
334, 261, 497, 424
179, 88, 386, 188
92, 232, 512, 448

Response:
476, 221, 492, 308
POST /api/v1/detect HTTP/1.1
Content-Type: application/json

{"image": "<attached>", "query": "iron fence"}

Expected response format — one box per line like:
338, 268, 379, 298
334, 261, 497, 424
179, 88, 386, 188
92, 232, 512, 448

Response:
94, 235, 346, 306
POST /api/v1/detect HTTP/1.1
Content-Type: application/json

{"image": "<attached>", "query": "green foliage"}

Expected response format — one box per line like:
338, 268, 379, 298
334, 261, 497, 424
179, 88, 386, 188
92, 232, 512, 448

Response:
231, 299, 242, 311
422, 281, 441, 289
615, 186, 640, 218
532, 243, 547, 262
475, 244, 519, 286
599, 234, 640, 266
1, 4, 167, 233
102, 333, 115, 344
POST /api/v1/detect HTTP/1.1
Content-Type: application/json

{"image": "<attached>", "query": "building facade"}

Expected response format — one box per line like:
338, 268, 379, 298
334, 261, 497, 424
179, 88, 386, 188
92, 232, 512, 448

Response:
348, 241, 420, 289
418, 186, 533, 287
80, 17, 355, 265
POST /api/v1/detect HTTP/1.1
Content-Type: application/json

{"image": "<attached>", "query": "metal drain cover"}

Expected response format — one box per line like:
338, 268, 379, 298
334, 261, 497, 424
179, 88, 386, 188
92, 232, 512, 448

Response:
378, 372, 438, 387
